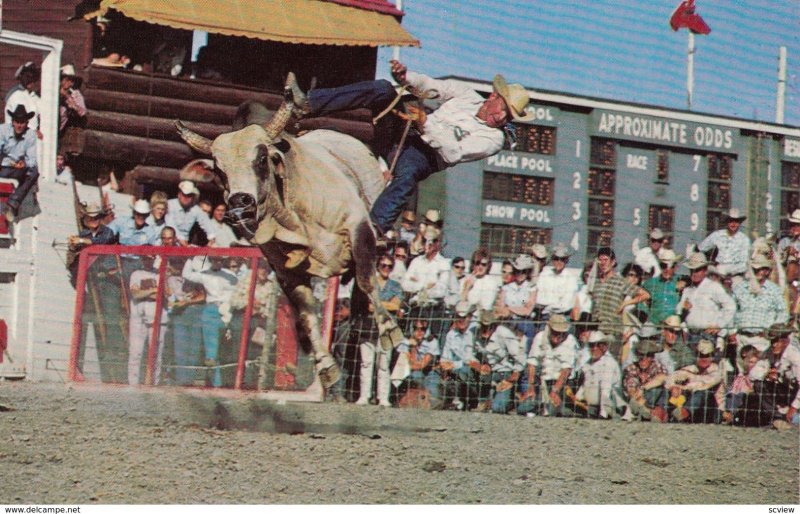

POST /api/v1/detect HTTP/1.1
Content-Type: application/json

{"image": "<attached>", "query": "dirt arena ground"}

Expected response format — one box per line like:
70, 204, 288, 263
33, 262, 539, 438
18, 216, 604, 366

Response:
0, 380, 797, 505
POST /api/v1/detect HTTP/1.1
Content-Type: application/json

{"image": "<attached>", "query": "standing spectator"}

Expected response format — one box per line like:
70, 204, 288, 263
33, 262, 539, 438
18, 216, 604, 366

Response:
536, 243, 582, 321
127, 254, 169, 385
0, 105, 39, 222
165, 180, 217, 246
632, 229, 666, 278
589, 247, 650, 359
389, 240, 409, 282
438, 301, 479, 410
401, 226, 450, 336
54, 153, 74, 185
58, 64, 87, 133
476, 311, 525, 414
209, 203, 238, 248
517, 315, 578, 417
108, 199, 159, 246
573, 331, 626, 419
495, 254, 536, 343
666, 339, 724, 423
732, 255, 790, 354
355, 253, 403, 407
622, 336, 669, 422
642, 248, 682, 326
529, 244, 549, 283
698, 208, 751, 282
409, 209, 442, 258
398, 210, 416, 245
166, 258, 205, 386
182, 255, 238, 387
147, 191, 169, 231
677, 252, 736, 353
778, 209, 800, 267
444, 256, 467, 309
4, 62, 40, 131
461, 248, 500, 316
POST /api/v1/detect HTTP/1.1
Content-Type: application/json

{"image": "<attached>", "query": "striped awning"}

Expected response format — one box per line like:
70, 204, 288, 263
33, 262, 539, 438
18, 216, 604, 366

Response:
93, 0, 420, 47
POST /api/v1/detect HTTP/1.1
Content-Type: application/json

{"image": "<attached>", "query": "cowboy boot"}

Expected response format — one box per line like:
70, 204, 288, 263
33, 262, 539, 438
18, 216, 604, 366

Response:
284, 72, 312, 118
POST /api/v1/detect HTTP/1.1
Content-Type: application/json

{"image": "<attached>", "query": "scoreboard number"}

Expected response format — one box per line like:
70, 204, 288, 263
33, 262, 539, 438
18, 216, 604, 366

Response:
690, 212, 699, 231
632, 208, 641, 226
571, 231, 580, 250
690, 183, 699, 202
572, 202, 581, 221
693, 155, 701, 172
573, 172, 581, 190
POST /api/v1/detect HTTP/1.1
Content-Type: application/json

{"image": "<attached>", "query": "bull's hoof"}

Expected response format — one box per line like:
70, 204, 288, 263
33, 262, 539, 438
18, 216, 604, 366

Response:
315, 355, 341, 390
285, 248, 311, 269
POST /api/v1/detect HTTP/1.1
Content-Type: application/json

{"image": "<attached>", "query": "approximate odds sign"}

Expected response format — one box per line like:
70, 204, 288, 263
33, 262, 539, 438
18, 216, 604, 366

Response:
593, 109, 740, 152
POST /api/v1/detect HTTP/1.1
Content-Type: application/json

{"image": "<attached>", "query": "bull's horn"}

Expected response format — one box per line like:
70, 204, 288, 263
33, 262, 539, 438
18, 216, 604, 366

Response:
175, 120, 213, 155
263, 72, 300, 139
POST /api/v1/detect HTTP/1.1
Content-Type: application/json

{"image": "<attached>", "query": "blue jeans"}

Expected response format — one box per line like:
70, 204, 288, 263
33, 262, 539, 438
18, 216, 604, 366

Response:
200, 303, 223, 387
409, 369, 441, 401
0, 165, 39, 209
683, 389, 720, 424
308, 80, 442, 233
491, 371, 518, 414
171, 304, 204, 386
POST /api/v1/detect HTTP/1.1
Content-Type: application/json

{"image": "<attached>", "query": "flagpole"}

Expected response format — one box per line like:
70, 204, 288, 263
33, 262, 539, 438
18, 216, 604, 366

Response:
687, 31, 694, 110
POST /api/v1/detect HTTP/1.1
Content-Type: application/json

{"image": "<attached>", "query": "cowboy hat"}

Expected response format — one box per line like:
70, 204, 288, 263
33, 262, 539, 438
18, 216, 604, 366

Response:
60, 64, 83, 88
649, 228, 665, 241
551, 242, 571, 259
178, 180, 200, 196
492, 74, 535, 122
82, 202, 104, 218
423, 226, 441, 241
787, 209, 800, 225
657, 248, 681, 267
750, 254, 773, 270
6, 105, 35, 121
530, 243, 549, 260
423, 208, 442, 226
768, 323, 794, 341
723, 208, 746, 222
133, 199, 151, 215
401, 210, 416, 223
547, 314, 569, 333
454, 301, 473, 318
683, 252, 708, 270
511, 254, 534, 271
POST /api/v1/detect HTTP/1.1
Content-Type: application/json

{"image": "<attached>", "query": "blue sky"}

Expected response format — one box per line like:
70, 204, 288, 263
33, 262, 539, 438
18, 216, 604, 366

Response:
378, 1, 800, 126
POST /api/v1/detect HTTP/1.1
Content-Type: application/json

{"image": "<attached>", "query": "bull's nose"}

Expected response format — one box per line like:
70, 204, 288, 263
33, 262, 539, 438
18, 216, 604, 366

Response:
228, 192, 256, 209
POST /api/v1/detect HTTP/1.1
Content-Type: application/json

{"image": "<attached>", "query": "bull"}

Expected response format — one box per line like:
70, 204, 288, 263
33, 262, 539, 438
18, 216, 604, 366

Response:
175, 74, 403, 392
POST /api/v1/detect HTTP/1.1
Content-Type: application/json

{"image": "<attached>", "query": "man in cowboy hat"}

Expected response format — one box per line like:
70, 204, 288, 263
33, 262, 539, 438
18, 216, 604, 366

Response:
642, 248, 682, 326
59, 64, 87, 133
778, 209, 800, 266
474, 310, 525, 414
286, 60, 532, 235
665, 339, 724, 423
409, 208, 443, 257
698, 207, 751, 281
535, 242, 581, 321
731, 254, 789, 354
4, 62, 40, 130
676, 252, 736, 350
398, 209, 417, 245
0, 104, 40, 222
632, 228, 667, 278
622, 335, 669, 422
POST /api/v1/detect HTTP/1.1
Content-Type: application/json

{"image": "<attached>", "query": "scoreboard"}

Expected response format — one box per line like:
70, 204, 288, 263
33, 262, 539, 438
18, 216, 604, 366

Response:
419, 83, 800, 266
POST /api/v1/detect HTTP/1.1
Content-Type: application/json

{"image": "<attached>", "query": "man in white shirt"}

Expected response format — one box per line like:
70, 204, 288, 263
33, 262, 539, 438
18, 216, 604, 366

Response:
574, 331, 626, 419
698, 208, 751, 280
475, 310, 525, 414
401, 226, 451, 340
632, 228, 666, 278
535, 243, 582, 319
677, 252, 736, 351
288, 60, 533, 234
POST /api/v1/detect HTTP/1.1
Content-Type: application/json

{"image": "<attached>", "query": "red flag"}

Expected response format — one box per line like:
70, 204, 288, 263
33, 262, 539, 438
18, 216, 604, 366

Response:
670, 0, 711, 35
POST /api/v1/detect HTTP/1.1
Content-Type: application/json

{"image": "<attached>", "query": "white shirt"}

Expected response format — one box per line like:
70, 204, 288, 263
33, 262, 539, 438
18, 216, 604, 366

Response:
633, 246, 661, 278
465, 274, 500, 312
770, 345, 800, 410
698, 229, 751, 276
181, 259, 238, 305
678, 277, 736, 332
210, 219, 238, 248
401, 252, 451, 304
406, 72, 505, 167
578, 353, 622, 415
501, 280, 534, 309
527, 329, 579, 381
535, 266, 582, 314
484, 324, 525, 374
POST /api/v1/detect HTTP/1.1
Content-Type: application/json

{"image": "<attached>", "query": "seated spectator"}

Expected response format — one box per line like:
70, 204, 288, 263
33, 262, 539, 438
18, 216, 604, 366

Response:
0, 105, 40, 222
499, 260, 514, 286
718, 344, 767, 425
182, 255, 238, 387
4, 62, 40, 131
622, 336, 669, 422
518, 314, 578, 417
54, 153, 74, 185
210, 203, 238, 248
572, 331, 626, 419
128, 254, 169, 385
166, 180, 217, 246
461, 247, 500, 317
655, 315, 694, 374
438, 301, 480, 410
665, 339, 724, 423
746, 323, 800, 429
356, 253, 403, 407
475, 311, 525, 414
58, 64, 87, 133
397, 319, 442, 408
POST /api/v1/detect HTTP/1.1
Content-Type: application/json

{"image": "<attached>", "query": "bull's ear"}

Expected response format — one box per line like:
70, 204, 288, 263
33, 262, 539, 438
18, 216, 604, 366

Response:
274, 138, 291, 154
